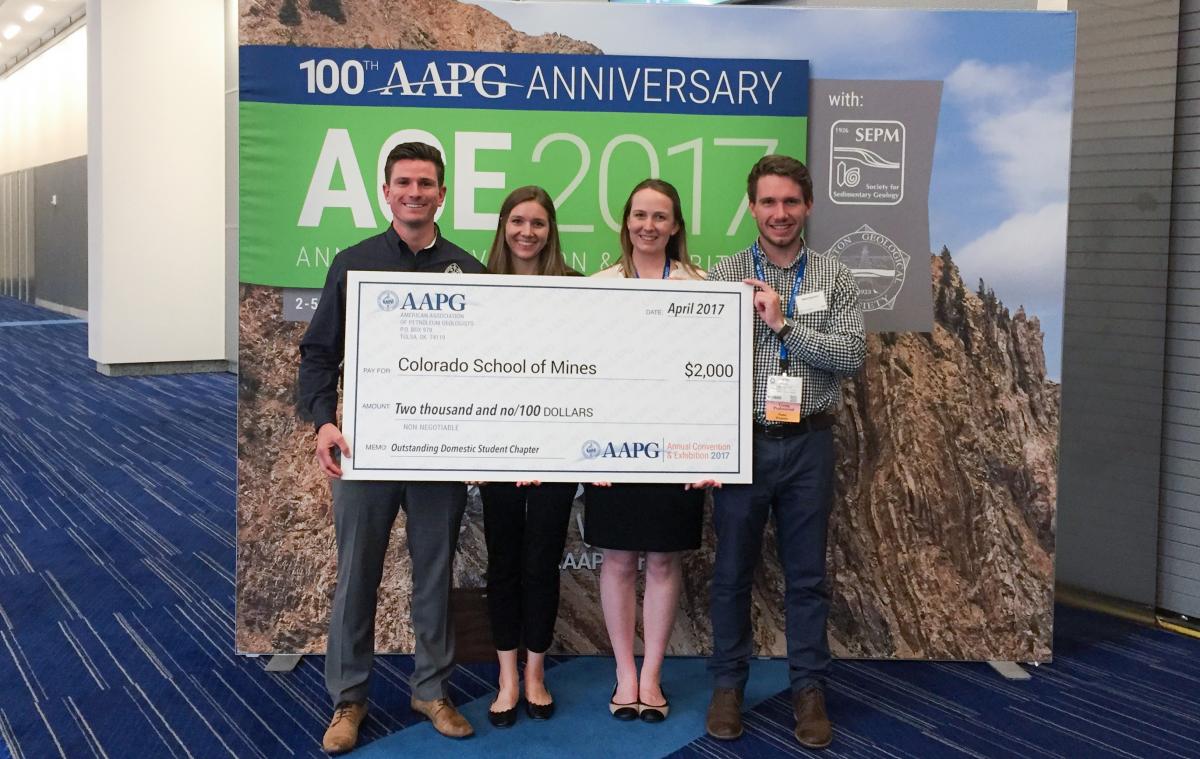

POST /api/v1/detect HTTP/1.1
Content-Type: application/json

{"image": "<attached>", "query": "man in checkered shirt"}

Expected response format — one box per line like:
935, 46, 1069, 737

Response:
704, 155, 865, 750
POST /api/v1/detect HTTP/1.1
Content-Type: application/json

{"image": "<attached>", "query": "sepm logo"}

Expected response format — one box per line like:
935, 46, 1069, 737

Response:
379, 290, 466, 312
582, 440, 661, 460
372, 61, 514, 99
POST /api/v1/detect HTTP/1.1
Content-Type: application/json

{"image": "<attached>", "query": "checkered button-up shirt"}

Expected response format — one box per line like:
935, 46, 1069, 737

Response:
707, 243, 866, 423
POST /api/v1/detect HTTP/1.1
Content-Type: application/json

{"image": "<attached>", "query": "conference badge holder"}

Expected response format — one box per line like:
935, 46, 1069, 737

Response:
765, 374, 804, 423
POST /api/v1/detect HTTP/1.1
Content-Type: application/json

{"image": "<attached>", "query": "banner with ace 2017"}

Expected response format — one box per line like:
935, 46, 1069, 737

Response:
239, 47, 809, 289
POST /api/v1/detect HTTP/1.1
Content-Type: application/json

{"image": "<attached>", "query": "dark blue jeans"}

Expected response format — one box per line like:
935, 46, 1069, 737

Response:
708, 428, 836, 694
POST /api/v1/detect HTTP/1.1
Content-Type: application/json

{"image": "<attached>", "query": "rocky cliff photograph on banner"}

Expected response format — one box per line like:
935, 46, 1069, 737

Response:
236, 0, 1073, 662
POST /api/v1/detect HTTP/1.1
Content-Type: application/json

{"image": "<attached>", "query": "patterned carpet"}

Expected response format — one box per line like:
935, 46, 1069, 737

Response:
1, 295, 1198, 758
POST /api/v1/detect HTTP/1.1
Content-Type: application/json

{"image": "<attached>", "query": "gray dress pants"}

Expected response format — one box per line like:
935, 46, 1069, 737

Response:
325, 479, 467, 704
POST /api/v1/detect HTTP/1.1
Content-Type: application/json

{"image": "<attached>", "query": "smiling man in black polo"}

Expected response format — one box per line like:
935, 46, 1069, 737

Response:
298, 142, 484, 754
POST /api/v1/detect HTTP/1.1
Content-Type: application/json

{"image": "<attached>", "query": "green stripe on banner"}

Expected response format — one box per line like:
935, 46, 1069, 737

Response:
239, 101, 806, 287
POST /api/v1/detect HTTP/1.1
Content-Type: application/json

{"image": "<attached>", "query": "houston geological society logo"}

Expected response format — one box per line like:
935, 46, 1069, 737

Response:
825, 224, 910, 312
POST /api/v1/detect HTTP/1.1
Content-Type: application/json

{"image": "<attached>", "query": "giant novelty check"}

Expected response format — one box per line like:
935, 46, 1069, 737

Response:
342, 272, 753, 483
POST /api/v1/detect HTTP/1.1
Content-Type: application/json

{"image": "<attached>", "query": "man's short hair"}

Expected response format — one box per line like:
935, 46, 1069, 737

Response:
747, 154, 813, 204
384, 142, 445, 187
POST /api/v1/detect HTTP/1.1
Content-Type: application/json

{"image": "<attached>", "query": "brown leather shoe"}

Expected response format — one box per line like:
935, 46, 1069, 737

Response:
322, 701, 367, 754
410, 696, 474, 738
792, 687, 832, 749
705, 687, 744, 740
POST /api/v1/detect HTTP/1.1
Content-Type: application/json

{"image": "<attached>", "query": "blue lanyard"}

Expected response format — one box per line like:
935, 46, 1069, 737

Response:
751, 241, 807, 370
633, 259, 673, 279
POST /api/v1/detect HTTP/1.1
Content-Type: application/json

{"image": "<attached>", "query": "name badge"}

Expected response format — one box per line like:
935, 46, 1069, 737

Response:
793, 291, 827, 316
765, 374, 804, 423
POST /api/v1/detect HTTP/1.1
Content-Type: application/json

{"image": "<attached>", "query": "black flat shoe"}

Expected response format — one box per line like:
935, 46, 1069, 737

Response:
609, 683, 639, 721
488, 698, 518, 728
525, 698, 555, 720
640, 691, 670, 723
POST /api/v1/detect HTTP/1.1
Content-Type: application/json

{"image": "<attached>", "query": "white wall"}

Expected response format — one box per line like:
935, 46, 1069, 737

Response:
87, 0, 225, 367
226, 0, 239, 367
0, 26, 87, 175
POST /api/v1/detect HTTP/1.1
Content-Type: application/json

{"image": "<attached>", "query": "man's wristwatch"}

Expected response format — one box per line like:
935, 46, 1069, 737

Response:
775, 318, 795, 341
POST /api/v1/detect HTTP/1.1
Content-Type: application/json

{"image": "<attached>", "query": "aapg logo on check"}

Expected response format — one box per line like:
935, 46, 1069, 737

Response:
582, 440, 661, 460
824, 224, 910, 312
377, 290, 400, 311
378, 290, 467, 312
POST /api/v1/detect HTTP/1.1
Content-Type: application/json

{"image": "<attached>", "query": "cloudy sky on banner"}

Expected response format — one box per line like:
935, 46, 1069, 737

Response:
944, 60, 1072, 358
475, 1, 1075, 379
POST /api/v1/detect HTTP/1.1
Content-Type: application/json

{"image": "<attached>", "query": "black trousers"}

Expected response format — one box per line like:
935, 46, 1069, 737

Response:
480, 483, 576, 653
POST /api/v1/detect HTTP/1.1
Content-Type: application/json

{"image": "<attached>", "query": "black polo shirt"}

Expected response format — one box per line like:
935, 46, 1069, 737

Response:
297, 224, 485, 431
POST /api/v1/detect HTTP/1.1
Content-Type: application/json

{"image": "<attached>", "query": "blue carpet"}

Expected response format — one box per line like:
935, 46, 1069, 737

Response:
1, 296, 1200, 758
0, 297, 78, 324
0, 320, 82, 328
356, 657, 787, 758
